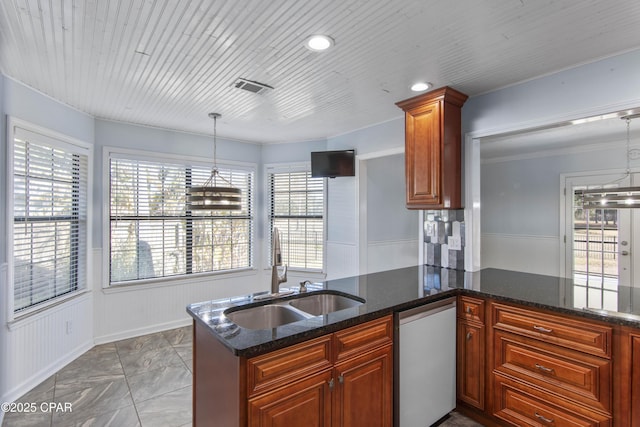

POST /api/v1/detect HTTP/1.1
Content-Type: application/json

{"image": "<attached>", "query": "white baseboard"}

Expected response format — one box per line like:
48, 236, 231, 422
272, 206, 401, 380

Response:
94, 317, 192, 345
1, 340, 92, 405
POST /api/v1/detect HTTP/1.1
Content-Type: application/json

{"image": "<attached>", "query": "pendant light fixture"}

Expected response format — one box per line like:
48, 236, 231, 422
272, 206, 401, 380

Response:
188, 113, 242, 211
580, 112, 640, 209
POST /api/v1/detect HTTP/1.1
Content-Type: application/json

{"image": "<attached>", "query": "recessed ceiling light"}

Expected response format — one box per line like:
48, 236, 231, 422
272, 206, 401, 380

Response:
305, 35, 335, 51
411, 82, 432, 92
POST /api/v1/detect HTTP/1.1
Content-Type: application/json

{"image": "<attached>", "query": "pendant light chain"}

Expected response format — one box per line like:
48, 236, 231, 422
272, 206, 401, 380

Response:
625, 117, 631, 177
210, 112, 220, 171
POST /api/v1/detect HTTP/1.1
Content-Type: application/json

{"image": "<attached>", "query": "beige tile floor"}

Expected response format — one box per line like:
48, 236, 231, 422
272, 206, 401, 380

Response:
3, 324, 483, 427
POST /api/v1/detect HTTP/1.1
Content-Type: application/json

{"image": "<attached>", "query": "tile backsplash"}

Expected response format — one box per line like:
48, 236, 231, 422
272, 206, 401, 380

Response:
424, 209, 465, 270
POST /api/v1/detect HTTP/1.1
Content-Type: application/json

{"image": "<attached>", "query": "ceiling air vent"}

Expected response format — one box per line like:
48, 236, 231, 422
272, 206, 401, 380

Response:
233, 78, 274, 95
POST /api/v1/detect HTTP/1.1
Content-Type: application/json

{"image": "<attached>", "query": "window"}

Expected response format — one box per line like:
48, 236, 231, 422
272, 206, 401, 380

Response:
9, 121, 90, 315
108, 153, 253, 284
268, 167, 324, 270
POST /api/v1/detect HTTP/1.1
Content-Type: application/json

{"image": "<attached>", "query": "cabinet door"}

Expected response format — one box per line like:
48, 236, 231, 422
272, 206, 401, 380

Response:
248, 369, 332, 427
333, 345, 393, 427
632, 335, 640, 426
457, 320, 485, 410
404, 99, 442, 208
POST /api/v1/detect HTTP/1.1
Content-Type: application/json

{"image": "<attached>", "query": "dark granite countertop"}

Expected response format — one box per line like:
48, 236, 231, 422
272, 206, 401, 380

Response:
186, 266, 640, 357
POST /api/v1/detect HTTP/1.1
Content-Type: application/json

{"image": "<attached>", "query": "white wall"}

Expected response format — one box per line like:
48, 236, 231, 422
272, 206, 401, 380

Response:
325, 118, 407, 278
464, 48, 640, 272
1, 77, 96, 404
463, 49, 640, 136
481, 142, 630, 275
365, 154, 418, 273
92, 120, 269, 342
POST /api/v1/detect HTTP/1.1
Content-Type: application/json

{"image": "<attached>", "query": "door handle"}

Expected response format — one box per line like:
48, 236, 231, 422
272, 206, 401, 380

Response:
621, 250, 630, 256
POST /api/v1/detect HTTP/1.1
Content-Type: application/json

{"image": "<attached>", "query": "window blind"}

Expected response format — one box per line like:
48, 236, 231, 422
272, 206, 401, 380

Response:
12, 127, 89, 313
109, 156, 253, 284
269, 170, 324, 270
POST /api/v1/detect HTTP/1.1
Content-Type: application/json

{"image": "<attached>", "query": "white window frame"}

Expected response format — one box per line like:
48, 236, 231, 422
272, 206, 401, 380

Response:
264, 162, 327, 273
103, 147, 256, 288
6, 116, 93, 321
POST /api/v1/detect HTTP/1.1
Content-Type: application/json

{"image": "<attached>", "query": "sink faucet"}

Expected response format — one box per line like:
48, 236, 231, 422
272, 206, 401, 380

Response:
271, 228, 287, 294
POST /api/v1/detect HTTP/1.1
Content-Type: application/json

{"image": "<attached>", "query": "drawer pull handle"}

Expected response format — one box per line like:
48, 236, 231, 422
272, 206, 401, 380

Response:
533, 325, 553, 333
466, 332, 473, 341
535, 363, 553, 373
535, 412, 554, 423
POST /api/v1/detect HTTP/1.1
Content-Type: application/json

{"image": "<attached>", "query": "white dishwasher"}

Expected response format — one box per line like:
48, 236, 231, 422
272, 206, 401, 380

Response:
396, 298, 457, 427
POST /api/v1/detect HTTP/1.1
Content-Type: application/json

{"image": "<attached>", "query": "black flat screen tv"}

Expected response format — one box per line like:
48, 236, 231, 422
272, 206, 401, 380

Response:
311, 149, 355, 178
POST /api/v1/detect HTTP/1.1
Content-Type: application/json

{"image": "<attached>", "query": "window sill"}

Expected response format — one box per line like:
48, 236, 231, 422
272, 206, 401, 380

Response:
8, 290, 92, 331
103, 268, 259, 293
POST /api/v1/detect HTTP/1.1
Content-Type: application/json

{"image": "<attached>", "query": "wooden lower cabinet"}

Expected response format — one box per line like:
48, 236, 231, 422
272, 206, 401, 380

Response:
493, 374, 611, 427
247, 344, 392, 427
194, 315, 393, 427
333, 345, 393, 427
246, 316, 392, 427
456, 320, 485, 410
490, 303, 612, 427
615, 327, 640, 427
456, 299, 624, 427
456, 296, 486, 412
248, 369, 333, 427
632, 335, 640, 426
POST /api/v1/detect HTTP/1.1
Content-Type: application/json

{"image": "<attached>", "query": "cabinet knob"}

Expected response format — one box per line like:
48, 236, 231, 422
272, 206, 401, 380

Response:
338, 375, 344, 384
535, 412, 554, 423
466, 332, 473, 341
466, 306, 472, 314
328, 378, 334, 389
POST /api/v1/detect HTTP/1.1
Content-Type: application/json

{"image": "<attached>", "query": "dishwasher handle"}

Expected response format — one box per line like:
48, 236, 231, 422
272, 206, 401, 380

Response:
398, 298, 456, 325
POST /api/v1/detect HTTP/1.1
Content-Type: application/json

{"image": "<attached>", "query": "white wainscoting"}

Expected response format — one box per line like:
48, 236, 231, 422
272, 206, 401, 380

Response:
2, 290, 93, 404
93, 249, 264, 343
367, 239, 419, 274
481, 233, 561, 276
326, 241, 358, 280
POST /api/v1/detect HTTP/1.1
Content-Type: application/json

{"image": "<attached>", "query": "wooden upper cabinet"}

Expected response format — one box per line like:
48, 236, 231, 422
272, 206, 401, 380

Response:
396, 86, 468, 209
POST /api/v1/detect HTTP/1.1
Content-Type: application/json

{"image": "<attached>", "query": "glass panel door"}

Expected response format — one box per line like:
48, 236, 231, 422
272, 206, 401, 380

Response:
571, 188, 629, 311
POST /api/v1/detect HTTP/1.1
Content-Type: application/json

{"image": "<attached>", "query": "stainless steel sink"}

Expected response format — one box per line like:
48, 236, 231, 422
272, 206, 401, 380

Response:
288, 293, 364, 316
223, 292, 365, 329
224, 304, 309, 329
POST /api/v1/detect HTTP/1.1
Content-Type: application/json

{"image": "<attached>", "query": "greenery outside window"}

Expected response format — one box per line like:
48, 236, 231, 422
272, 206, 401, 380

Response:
108, 153, 254, 284
268, 166, 325, 271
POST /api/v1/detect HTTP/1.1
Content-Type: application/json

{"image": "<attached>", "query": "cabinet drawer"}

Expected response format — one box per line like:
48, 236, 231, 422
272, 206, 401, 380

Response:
494, 331, 611, 413
492, 303, 612, 358
334, 315, 393, 363
458, 296, 485, 323
247, 335, 333, 397
494, 374, 611, 427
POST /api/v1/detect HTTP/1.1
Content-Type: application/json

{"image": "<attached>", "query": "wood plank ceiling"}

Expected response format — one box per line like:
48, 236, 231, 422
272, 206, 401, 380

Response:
1, 0, 640, 143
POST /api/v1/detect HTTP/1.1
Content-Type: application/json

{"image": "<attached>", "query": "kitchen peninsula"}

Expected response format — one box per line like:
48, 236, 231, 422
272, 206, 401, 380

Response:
187, 266, 640, 426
